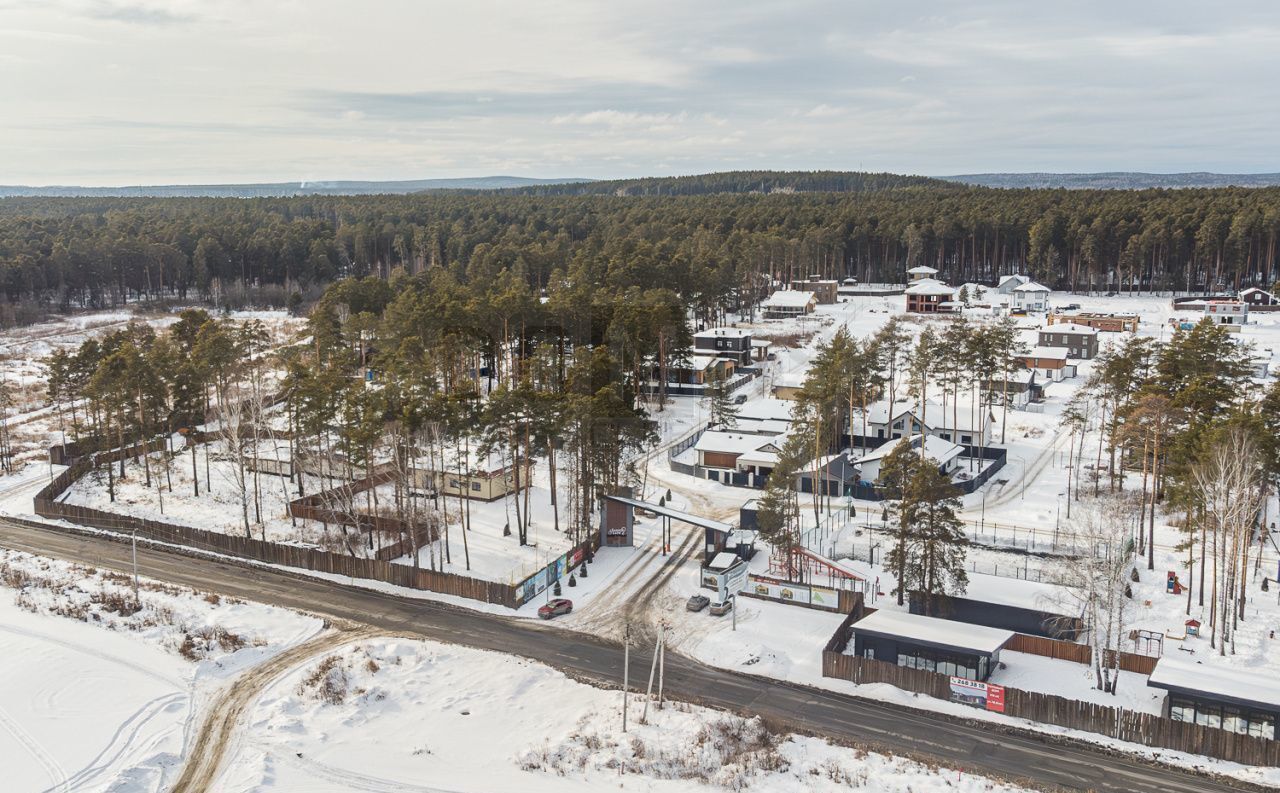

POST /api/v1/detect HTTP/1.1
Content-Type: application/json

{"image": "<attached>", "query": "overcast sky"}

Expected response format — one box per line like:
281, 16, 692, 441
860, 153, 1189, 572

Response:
2, 0, 1278, 185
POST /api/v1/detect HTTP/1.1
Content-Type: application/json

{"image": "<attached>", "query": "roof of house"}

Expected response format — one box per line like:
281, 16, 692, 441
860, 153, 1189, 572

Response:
1025, 346, 1069, 361
736, 398, 795, 423
733, 418, 791, 436
998, 274, 1030, 287
907, 265, 939, 274
852, 609, 1014, 656
773, 370, 808, 388
1240, 287, 1276, 299
1040, 323, 1097, 336
1148, 659, 1280, 711
913, 400, 991, 433
860, 399, 915, 426
905, 280, 956, 296
983, 367, 1036, 386
1013, 281, 1051, 293
686, 353, 727, 369
960, 574, 1072, 615
762, 290, 818, 308
694, 327, 752, 340
694, 431, 782, 457
853, 434, 963, 467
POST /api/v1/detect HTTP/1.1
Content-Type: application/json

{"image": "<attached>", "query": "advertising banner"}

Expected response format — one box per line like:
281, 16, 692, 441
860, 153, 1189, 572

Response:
809, 586, 839, 609
949, 676, 1005, 713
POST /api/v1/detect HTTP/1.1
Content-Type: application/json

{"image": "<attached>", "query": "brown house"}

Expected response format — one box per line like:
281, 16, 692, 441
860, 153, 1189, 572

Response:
790, 276, 839, 304
905, 279, 956, 314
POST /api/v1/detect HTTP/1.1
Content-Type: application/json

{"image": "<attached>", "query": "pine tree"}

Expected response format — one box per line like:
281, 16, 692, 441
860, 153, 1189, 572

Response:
705, 368, 738, 429
880, 443, 969, 607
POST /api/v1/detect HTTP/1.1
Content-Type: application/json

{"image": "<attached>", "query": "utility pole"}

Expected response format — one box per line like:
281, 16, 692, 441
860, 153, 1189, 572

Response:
642, 625, 660, 723
131, 529, 139, 604
622, 623, 630, 733
657, 621, 666, 709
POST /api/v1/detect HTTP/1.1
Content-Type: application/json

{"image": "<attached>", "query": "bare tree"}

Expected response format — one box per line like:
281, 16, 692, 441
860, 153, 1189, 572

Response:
1046, 495, 1134, 694
1191, 426, 1266, 655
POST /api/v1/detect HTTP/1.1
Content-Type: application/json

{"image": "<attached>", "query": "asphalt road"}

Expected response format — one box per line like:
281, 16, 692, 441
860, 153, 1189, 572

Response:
0, 518, 1258, 793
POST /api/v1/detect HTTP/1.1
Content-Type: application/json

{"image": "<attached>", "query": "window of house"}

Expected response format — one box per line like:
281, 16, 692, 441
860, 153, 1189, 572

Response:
961, 434, 972, 444
471, 481, 482, 491
1197, 705, 1222, 729
449, 479, 461, 489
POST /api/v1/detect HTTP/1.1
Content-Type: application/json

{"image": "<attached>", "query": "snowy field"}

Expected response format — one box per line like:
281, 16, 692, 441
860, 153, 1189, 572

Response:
0, 549, 320, 793
221, 636, 1032, 793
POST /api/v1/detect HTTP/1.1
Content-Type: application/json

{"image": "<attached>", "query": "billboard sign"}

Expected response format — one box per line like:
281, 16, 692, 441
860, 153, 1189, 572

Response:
949, 676, 1005, 713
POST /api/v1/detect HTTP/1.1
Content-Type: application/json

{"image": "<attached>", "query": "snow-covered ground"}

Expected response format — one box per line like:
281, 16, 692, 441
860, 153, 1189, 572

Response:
0, 548, 320, 793
222, 636, 1033, 793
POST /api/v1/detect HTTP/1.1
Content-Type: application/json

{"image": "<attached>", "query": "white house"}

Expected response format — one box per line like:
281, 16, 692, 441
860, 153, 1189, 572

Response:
1022, 346, 1076, 382
1010, 281, 1051, 312
858, 400, 916, 441
853, 434, 964, 484
761, 289, 817, 318
995, 274, 1031, 294
694, 431, 785, 479
911, 400, 995, 447
1204, 300, 1248, 330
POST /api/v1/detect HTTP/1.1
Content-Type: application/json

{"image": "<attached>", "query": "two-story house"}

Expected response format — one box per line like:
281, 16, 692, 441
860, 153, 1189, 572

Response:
1037, 323, 1099, 360
693, 327, 753, 366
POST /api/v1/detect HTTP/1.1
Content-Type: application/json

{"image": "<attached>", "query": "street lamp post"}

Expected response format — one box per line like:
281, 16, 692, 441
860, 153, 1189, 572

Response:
1054, 492, 1063, 549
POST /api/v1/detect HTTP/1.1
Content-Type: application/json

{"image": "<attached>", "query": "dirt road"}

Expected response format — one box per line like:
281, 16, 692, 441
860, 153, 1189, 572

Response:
169, 622, 378, 793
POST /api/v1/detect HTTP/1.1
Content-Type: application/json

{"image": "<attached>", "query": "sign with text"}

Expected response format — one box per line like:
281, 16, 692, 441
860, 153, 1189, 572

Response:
949, 676, 1006, 713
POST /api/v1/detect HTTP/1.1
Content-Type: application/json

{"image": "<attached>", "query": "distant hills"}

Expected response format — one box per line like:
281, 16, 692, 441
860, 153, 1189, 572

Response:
941, 172, 1280, 189
503, 170, 948, 196
7, 171, 1280, 199
0, 176, 590, 199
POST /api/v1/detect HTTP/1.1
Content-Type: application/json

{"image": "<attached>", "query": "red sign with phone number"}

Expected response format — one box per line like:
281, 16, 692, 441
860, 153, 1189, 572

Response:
985, 683, 1006, 713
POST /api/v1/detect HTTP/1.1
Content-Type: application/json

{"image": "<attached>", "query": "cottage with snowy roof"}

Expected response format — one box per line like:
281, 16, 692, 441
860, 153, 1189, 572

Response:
1010, 281, 1051, 312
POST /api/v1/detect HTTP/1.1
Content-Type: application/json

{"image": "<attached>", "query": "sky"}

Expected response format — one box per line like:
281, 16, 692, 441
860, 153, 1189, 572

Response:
1, 0, 1278, 185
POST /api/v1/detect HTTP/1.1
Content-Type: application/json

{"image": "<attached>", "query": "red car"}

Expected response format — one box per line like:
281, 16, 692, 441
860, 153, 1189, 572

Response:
538, 598, 573, 620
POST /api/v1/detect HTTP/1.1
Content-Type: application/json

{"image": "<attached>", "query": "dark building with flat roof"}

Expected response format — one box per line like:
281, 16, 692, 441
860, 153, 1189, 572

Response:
850, 609, 1013, 682
1148, 659, 1280, 739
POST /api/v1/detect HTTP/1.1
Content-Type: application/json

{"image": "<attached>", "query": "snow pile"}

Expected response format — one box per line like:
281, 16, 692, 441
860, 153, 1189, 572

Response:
231, 637, 1029, 793
0, 549, 319, 672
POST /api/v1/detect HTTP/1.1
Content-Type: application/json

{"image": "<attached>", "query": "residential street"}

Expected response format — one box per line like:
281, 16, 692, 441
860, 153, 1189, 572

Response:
0, 517, 1258, 793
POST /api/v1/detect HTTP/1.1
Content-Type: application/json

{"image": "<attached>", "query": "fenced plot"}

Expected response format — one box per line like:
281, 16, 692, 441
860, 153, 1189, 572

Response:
822, 610, 1279, 766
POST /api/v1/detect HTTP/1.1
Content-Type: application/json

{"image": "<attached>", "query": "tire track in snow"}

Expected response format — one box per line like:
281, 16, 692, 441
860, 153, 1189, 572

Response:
0, 700, 69, 793
169, 623, 377, 793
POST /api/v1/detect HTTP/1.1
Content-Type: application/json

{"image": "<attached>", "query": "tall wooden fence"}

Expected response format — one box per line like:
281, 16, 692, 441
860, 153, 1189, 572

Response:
823, 617, 1279, 766
1005, 632, 1159, 675
34, 442, 518, 607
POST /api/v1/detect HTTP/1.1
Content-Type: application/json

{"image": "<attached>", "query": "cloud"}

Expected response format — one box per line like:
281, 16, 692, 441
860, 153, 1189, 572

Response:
84, 1, 199, 26
805, 104, 843, 118
551, 110, 687, 128
2, 0, 1280, 183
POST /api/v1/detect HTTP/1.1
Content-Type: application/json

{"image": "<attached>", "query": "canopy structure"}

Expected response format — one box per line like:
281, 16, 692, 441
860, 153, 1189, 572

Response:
601, 494, 734, 533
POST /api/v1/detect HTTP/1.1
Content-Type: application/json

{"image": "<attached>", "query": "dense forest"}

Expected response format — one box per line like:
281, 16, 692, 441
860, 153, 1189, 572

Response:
2, 172, 1280, 323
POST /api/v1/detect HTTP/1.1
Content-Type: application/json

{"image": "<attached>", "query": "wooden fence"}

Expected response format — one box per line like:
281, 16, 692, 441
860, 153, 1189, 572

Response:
1005, 632, 1159, 675
34, 441, 518, 607
823, 618, 1279, 766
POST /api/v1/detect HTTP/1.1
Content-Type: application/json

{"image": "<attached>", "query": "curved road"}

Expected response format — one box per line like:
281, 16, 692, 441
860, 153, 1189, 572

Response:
0, 518, 1260, 793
